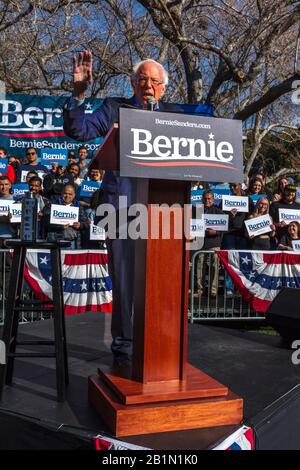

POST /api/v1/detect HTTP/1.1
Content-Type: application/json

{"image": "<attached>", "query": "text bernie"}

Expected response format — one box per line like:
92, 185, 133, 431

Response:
53, 210, 77, 219
130, 129, 234, 162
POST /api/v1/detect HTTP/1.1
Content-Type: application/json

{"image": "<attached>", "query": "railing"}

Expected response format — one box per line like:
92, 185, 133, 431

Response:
0, 248, 265, 326
189, 250, 265, 323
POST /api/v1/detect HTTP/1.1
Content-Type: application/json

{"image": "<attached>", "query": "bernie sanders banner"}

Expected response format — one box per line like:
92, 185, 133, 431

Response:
0, 93, 103, 159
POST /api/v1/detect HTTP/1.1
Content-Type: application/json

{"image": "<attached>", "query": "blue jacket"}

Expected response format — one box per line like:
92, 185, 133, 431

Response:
63, 96, 180, 208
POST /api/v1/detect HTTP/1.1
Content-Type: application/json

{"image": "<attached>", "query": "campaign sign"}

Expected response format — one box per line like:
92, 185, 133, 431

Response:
50, 204, 79, 225
222, 195, 249, 212
40, 148, 68, 168
245, 214, 272, 237
204, 213, 229, 231
10, 203, 22, 223
0, 94, 103, 159
191, 188, 230, 206
0, 199, 14, 216
292, 240, 300, 251
191, 189, 204, 204
21, 170, 47, 183
296, 187, 300, 203
80, 181, 102, 198
279, 208, 300, 224
249, 194, 267, 204
11, 183, 28, 198
119, 108, 244, 183
90, 224, 105, 240
0, 158, 8, 175
190, 218, 205, 238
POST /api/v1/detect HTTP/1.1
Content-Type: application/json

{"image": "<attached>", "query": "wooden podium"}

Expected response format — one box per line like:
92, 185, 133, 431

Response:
88, 123, 243, 437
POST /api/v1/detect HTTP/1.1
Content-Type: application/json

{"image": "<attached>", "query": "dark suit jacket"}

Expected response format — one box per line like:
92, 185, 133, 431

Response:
63, 96, 180, 208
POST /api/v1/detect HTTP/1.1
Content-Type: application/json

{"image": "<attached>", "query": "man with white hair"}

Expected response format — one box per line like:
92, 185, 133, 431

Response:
63, 51, 179, 366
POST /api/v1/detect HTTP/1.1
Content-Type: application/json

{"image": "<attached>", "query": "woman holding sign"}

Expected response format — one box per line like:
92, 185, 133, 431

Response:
278, 221, 300, 251
246, 197, 276, 250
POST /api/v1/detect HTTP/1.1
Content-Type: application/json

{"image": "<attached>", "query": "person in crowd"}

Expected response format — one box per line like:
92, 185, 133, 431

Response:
246, 177, 266, 198
8, 156, 21, 174
246, 197, 276, 250
42, 183, 88, 249
67, 150, 77, 166
252, 171, 273, 200
272, 177, 289, 203
79, 168, 104, 209
16, 148, 48, 183
270, 184, 300, 241
63, 51, 182, 365
0, 176, 17, 297
25, 170, 39, 183
66, 163, 82, 186
277, 221, 300, 251
81, 186, 106, 250
43, 165, 74, 200
194, 190, 225, 299
0, 147, 16, 183
27, 176, 48, 238
221, 182, 253, 297
78, 145, 89, 179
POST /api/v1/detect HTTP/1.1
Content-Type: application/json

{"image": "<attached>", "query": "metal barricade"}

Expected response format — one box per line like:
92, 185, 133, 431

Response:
189, 250, 265, 323
0, 248, 51, 326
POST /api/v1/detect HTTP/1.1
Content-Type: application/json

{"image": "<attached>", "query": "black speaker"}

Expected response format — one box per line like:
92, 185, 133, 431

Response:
266, 288, 300, 342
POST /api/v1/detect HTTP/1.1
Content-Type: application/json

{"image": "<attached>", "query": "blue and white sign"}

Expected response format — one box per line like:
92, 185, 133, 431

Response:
190, 218, 205, 238
222, 195, 249, 212
21, 170, 47, 183
279, 208, 300, 223
292, 240, 300, 251
80, 181, 102, 198
0, 199, 14, 216
0, 158, 8, 174
245, 214, 272, 237
40, 148, 68, 168
10, 203, 22, 223
204, 213, 229, 231
11, 183, 28, 198
90, 224, 105, 240
191, 188, 230, 206
50, 204, 79, 225
296, 187, 300, 203
0, 94, 103, 159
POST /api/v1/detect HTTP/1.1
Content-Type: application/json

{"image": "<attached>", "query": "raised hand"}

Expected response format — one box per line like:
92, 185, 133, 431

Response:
73, 50, 93, 99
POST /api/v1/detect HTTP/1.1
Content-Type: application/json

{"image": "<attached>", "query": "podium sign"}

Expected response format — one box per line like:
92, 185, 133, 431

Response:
119, 109, 243, 183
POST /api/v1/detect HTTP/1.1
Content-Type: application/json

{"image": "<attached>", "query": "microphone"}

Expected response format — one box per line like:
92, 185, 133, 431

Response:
146, 97, 157, 111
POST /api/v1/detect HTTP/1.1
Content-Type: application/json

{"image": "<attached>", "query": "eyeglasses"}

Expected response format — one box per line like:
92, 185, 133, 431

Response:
27, 152, 36, 156
137, 75, 163, 87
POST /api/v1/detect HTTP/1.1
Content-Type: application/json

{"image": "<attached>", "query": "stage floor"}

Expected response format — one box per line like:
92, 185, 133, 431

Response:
0, 313, 300, 449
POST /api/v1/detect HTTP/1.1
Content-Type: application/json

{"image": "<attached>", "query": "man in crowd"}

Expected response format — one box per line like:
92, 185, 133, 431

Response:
194, 190, 225, 299
16, 148, 48, 183
78, 145, 89, 179
0, 147, 15, 183
63, 50, 179, 365
0, 176, 16, 297
42, 183, 88, 249
270, 184, 300, 240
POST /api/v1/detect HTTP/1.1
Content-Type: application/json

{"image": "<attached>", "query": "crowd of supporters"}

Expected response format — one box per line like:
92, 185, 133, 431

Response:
0, 145, 105, 251
0, 145, 300, 299
191, 173, 300, 298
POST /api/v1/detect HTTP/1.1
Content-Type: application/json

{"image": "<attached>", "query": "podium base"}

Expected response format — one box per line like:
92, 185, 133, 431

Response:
88, 364, 243, 437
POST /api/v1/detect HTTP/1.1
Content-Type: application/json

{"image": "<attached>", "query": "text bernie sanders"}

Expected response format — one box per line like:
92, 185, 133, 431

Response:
129, 129, 234, 162
53, 210, 77, 219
